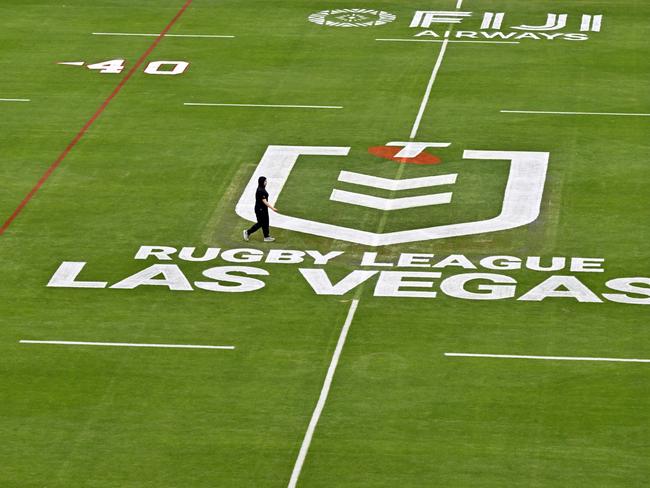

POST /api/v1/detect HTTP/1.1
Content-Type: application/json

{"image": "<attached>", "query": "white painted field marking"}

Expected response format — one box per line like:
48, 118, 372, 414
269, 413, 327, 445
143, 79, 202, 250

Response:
0, 98, 30, 102
502, 110, 650, 117
331, 189, 452, 210
288, 299, 360, 488
184, 103, 342, 109
58, 61, 85, 66
388, 2, 519, 140
445, 353, 650, 363
409, 39, 450, 140
20, 340, 235, 350
376, 38, 520, 45
338, 170, 457, 191
92, 32, 235, 38
237, 147, 548, 246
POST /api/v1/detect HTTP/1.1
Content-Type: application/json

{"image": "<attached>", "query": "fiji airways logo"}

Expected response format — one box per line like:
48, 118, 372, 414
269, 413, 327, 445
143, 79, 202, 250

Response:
411, 10, 602, 41
236, 143, 549, 246
308, 7, 603, 40
308, 8, 396, 28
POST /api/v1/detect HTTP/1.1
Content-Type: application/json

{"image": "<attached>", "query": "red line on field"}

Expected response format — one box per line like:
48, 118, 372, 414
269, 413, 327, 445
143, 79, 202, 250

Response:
0, 0, 194, 236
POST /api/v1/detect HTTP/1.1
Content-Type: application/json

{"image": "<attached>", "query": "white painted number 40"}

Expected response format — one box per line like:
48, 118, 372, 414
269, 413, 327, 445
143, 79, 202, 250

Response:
144, 61, 189, 75
87, 59, 126, 74
86, 59, 189, 75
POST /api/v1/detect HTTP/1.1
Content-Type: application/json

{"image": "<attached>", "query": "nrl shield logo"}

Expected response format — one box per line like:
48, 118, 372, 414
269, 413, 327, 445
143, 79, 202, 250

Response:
236, 143, 549, 246
308, 8, 396, 28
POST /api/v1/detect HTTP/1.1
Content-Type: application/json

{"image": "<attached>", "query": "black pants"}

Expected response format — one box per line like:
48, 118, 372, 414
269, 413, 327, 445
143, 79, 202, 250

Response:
247, 208, 269, 238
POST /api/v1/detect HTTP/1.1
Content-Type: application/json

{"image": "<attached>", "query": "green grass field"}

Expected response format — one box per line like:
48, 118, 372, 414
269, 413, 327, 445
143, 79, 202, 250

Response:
1, 1, 649, 486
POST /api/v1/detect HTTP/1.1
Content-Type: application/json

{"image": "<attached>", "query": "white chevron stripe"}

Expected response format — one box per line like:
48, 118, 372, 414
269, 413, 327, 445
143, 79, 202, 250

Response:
337, 171, 457, 191
330, 189, 452, 210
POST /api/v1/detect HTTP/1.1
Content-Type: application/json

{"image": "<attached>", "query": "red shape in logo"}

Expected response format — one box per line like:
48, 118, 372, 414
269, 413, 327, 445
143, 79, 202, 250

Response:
368, 146, 442, 165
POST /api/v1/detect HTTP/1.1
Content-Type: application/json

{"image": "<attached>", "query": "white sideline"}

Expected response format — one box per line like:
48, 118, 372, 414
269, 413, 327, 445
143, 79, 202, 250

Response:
287, 299, 360, 488
377, 39, 519, 45
184, 103, 342, 109
92, 32, 234, 38
445, 352, 650, 363
19, 340, 235, 350
502, 110, 650, 117
0, 98, 30, 102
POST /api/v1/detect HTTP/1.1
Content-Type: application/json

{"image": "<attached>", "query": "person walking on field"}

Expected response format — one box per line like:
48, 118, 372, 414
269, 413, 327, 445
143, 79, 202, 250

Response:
243, 176, 278, 242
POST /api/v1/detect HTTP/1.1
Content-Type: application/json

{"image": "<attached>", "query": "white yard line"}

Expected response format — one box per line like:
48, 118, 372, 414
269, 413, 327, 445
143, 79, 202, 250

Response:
392, 2, 518, 139
377, 38, 519, 45
407, 0, 492, 139
287, 299, 360, 488
184, 103, 342, 109
409, 39, 450, 140
445, 352, 650, 363
502, 110, 650, 117
92, 32, 235, 38
0, 98, 30, 102
20, 340, 235, 350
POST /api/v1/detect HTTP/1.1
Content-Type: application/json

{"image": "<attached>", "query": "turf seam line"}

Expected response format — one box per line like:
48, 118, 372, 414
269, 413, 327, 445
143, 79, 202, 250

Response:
445, 353, 650, 363
20, 340, 234, 350
0, 0, 194, 236
287, 299, 360, 488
